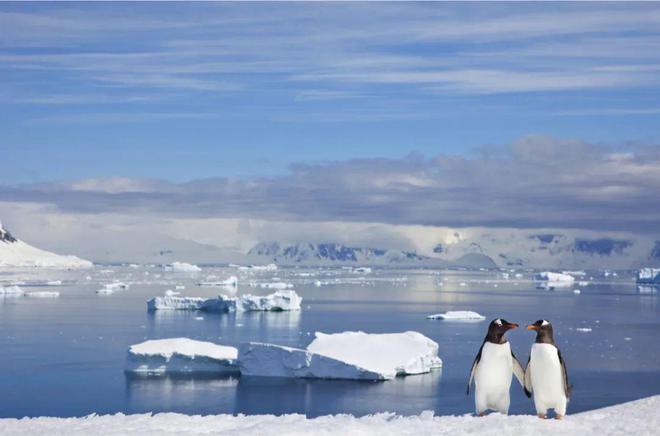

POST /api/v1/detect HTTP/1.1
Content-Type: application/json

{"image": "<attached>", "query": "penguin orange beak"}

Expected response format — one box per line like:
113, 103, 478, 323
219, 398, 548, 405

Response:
526, 324, 538, 331
507, 323, 519, 330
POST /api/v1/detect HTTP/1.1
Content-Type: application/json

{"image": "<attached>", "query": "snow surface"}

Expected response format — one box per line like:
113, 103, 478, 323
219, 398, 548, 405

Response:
0, 224, 92, 269
239, 331, 441, 380
164, 262, 202, 272
426, 311, 486, 321
637, 268, 660, 284
126, 338, 238, 374
2, 395, 657, 435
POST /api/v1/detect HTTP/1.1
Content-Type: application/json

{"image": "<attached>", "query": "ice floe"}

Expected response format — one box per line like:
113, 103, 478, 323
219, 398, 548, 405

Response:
24, 291, 60, 298
637, 268, 660, 285
426, 311, 486, 321
164, 262, 202, 273
147, 290, 302, 313
239, 331, 441, 380
239, 290, 302, 312
0, 285, 23, 295
125, 338, 239, 374
198, 276, 238, 288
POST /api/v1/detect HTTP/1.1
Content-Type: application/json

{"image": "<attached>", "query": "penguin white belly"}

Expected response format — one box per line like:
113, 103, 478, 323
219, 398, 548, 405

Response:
529, 343, 567, 416
474, 342, 514, 414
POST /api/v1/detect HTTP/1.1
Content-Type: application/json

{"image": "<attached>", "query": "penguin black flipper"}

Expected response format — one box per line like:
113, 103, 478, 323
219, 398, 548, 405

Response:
511, 350, 526, 390
557, 349, 572, 398
466, 342, 485, 395
523, 356, 532, 398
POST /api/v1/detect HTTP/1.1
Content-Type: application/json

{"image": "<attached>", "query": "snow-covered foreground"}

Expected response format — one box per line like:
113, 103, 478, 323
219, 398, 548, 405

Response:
1, 395, 657, 436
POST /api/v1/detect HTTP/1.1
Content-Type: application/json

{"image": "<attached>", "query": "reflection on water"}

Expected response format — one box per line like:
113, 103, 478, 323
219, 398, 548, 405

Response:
637, 285, 658, 294
125, 369, 443, 416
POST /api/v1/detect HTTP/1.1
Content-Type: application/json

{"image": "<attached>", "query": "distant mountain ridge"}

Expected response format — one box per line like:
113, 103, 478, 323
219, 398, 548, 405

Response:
247, 242, 497, 268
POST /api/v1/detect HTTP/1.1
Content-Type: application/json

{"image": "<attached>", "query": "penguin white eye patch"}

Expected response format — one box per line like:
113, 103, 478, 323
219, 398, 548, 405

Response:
495, 319, 502, 325
541, 320, 549, 326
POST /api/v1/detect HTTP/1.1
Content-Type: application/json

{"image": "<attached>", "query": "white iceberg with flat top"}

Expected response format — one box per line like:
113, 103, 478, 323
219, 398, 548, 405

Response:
239, 290, 302, 311
126, 338, 239, 374
426, 311, 485, 321
238, 331, 441, 380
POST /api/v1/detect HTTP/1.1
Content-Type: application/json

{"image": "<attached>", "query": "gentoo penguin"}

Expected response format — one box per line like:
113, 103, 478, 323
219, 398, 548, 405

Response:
467, 318, 526, 415
524, 319, 571, 419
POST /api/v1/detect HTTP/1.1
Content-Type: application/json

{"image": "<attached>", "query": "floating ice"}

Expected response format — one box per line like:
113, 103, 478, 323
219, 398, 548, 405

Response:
239, 290, 302, 312
251, 281, 293, 289
0, 285, 23, 295
147, 295, 237, 312
637, 268, 660, 285
576, 328, 592, 332
125, 338, 239, 374
239, 331, 441, 380
426, 311, 485, 321
573, 289, 581, 294
164, 262, 202, 273
198, 276, 238, 288
353, 267, 372, 274
24, 291, 60, 298
534, 271, 575, 283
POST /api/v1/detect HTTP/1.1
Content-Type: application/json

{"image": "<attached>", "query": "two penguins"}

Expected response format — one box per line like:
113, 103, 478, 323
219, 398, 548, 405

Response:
467, 318, 571, 419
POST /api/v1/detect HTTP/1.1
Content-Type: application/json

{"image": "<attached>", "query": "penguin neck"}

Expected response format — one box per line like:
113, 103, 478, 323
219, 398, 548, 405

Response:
535, 330, 555, 344
485, 332, 508, 345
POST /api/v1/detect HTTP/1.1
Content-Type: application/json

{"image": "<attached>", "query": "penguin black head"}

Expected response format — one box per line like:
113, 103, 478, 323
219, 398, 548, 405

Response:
526, 319, 555, 344
485, 318, 519, 344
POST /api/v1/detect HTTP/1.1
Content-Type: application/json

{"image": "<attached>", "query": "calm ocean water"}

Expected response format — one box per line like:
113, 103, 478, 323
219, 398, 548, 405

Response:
1, 266, 658, 418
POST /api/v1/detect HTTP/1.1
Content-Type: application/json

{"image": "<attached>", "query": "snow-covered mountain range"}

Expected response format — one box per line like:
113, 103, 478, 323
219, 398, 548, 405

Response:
247, 242, 496, 268
0, 222, 92, 268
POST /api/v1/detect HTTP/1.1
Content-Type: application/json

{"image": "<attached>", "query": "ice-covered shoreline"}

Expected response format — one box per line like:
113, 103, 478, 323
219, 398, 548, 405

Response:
1, 395, 657, 435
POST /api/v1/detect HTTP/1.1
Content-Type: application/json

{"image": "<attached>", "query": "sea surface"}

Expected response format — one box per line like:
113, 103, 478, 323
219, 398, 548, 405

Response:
1, 266, 658, 418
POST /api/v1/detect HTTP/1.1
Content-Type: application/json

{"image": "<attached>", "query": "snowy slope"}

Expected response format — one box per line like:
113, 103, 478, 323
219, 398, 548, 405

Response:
1, 395, 657, 435
0, 223, 92, 268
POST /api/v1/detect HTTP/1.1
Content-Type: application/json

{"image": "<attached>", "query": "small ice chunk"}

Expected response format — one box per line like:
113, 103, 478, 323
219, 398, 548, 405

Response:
24, 291, 60, 298
426, 311, 485, 321
126, 338, 238, 374
576, 328, 592, 332
354, 267, 372, 274
164, 262, 202, 273
573, 289, 581, 294
198, 276, 237, 288
164, 289, 180, 297
534, 271, 575, 283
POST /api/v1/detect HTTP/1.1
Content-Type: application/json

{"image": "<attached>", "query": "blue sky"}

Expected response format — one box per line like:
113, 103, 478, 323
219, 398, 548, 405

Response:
2, 2, 660, 184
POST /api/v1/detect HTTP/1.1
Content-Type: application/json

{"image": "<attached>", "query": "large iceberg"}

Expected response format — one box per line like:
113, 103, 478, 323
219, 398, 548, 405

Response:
239, 290, 302, 311
146, 290, 301, 312
637, 268, 660, 285
147, 295, 237, 312
238, 331, 442, 380
125, 338, 239, 374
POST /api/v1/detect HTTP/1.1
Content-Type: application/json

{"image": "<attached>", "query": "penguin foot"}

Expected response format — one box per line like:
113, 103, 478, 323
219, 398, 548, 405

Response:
555, 415, 564, 420
478, 412, 486, 417
537, 414, 547, 419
